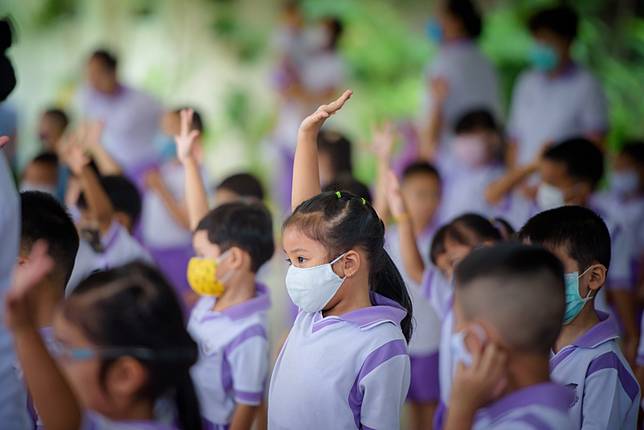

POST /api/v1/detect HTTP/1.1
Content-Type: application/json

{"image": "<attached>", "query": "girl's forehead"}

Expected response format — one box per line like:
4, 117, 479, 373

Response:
282, 226, 325, 252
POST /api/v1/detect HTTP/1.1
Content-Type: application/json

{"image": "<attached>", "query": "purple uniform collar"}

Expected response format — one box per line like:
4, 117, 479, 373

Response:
312, 292, 407, 333
482, 382, 573, 423
199, 283, 271, 322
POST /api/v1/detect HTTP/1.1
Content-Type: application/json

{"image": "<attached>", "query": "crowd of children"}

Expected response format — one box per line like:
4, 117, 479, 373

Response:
2, 1, 644, 429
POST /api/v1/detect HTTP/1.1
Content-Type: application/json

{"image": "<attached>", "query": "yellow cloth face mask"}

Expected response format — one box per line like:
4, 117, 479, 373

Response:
187, 257, 225, 297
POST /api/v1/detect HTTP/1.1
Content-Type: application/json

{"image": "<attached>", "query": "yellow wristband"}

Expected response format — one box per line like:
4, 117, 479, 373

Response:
394, 212, 410, 223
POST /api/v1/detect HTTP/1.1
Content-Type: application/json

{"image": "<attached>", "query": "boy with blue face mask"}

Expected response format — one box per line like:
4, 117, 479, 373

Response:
519, 206, 640, 429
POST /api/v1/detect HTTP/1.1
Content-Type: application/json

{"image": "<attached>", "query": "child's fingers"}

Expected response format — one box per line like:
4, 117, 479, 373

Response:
188, 130, 200, 143
326, 89, 352, 113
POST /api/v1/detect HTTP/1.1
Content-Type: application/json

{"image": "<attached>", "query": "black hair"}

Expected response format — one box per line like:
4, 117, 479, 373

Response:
322, 173, 372, 202
518, 205, 611, 271
317, 130, 353, 178
20, 191, 79, 286
621, 140, 644, 166
90, 49, 118, 72
29, 151, 59, 168
42, 108, 70, 131
195, 202, 274, 273
445, 213, 503, 248
454, 243, 565, 354
402, 161, 442, 184
173, 107, 204, 134
543, 137, 605, 189
430, 224, 449, 266
216, 173, 265, 201
64, 263, 201, 430
491, 217, 515, 241
323, 17, 344, 50
454, 109, 499, 135
446, 0, 483, 39
528, 5, 578, 42
0, 18, 16, 102
78, 175, 142, 225
284, 191, 413, 342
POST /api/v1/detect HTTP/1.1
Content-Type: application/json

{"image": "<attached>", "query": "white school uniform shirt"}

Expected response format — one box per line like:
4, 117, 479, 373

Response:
385, 224, 441, 356
142, 162, 209, 249
188, 284, 270, 426
508, 64, 608, 165
421, 266, 453, 322
550, 311, 640, 429
422, 41, 501, 143
77, 85, 162, 171
438, 305, 455, 405
0, 151, 31, 429
81, 412, 177, 430
268, 293, 410, 430
66, 222, 153, 292
473, 383, 574, 429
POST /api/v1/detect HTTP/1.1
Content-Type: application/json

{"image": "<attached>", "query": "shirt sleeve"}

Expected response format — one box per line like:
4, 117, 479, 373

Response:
607, 223, 635, 291
579, 76, 608, 135
355, 339, 410, 430
225, 324, 269, 406
581, 351, 640, 429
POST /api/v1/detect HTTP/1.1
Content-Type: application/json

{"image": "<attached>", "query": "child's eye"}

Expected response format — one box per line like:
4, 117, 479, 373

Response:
297, 256, 306, 264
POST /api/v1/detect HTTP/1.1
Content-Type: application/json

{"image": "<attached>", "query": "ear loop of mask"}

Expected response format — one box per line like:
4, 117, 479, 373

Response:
577, 265, 595, 300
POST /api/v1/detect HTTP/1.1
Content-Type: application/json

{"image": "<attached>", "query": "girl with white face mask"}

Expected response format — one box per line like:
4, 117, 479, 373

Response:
269, 91, 413, 430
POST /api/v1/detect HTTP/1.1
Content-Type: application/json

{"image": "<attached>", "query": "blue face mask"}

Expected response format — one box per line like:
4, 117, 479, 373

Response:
529, 42, 558, 71
426, 18, 443, 44
156, 134, 177, 162
563, 267, 593, 325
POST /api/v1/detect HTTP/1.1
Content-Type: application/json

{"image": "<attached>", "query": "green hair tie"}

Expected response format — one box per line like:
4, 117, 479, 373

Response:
336, 191, 342, 199
361, 197, 366, 205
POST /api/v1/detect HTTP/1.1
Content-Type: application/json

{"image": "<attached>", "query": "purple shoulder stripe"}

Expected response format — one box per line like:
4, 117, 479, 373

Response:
587, 351, 639, 401
550, 347, 575, 371
224, 324, 267, 356
348, 339, 408, 429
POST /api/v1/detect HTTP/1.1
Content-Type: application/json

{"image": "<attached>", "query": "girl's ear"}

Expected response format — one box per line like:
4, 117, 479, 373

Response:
339, 249, 361, 278
106, 357, 147, 400
586, 264, 607, 292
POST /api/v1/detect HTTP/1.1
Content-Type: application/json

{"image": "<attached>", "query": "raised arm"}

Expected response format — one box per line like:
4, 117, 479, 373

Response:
82, 121, 122, 175
63, 142, 115, 234
385, 170, 424, 284
419, 78, 448, 161
144, 169, 190, 230
292, 90, 352, 210
175, 109, 209, 230
371, 123, 396, 221
484, 162, 539, 206
5, 242, 82, 430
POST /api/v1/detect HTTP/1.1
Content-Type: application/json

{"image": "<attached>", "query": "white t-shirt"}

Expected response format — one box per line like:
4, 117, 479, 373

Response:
508, 65, 608, 165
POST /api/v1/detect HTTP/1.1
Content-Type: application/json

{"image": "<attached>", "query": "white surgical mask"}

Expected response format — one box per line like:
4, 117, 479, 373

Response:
285, 253, 346, 313
20, 182, 57, 196
450, 324, 487, 368
536, 182, 565, 210
610, 170, 639, 196
452, 135, 488, 167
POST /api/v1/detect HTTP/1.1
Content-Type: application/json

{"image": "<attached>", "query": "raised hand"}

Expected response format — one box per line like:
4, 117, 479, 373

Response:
62, 140, 90, 176
299, 90, 352, 136
4, 241, 54, 331
175, 109, 200, 163
84, 120, 105, 149
372, 122, 396, 163
385, 170, 407, 219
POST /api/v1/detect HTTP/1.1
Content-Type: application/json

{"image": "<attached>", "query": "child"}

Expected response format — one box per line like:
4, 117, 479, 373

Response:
63, 144, 152, 290
519, 206, 640, 428
142, 108, 207, 295
20, 151, 59, 196
37, 108, 69, 152
317, 129, 353, 187
439, 109, 506, 221
444, 243, 573, 429
5, 258, 202, 429
187, 201, 274, 429
215, 172, 265, 206
268, 91, 413, 429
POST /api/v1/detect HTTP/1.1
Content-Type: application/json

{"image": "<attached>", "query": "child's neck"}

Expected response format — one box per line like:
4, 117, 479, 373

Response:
212, 271, 256, 312
412, 215, 435, 238
554, 305, 599, 353
324, 272, 372, 318
505, 354, 550, 393
110, 398, 155, 422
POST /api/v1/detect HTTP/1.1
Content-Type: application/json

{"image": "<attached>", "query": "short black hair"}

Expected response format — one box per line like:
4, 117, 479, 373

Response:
217, 173, 265, 201
454, 109, 499, 135
518, 206, 611, 271
455, 243, 565, 354
20, 192, 79, 286
491, 217, 515, 241
543, 137, 605, 189
78, 175, 142, 224
402, 161, 442, 184
195, 202, 274, 273
430, 224, 449, 265
317, 129, 353, 177
621, 140, 644, 166
30, 151, 59, 168
43, 108, 70, 131
174, 107, 204, 133
324, 17, 344, 50
446, 213, 502, 247
322, 173, 372, 202
90, 49, 118, 72
528, 5, 578, 42
446, 0, 483, 39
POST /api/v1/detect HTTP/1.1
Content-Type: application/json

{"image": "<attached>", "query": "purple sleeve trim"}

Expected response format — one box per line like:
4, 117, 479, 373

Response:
587, 351, 639, 401
235, 389, 263, 405
224, 324, 267, 356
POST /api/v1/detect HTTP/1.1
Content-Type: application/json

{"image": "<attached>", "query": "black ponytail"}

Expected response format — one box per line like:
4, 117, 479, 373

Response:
64, 263, 202, 430
284, 191, 414, 342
